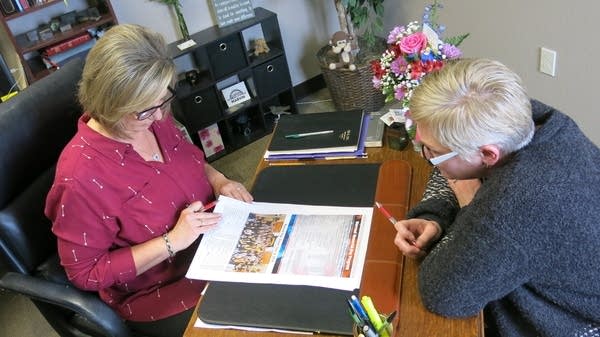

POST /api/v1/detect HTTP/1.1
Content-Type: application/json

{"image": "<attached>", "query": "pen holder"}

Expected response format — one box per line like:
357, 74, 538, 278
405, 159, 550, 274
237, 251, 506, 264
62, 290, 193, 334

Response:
386, 123, 409, 151
353, 313, 394, 337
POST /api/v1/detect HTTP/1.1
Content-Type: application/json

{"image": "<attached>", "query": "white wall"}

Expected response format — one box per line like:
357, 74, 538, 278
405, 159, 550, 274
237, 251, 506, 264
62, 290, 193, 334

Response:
385, 0, 599, 145
10, 0, 595, 145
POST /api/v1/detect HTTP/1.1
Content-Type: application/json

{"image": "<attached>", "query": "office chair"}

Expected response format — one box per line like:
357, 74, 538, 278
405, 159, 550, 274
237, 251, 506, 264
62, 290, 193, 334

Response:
0, 58, 133, 337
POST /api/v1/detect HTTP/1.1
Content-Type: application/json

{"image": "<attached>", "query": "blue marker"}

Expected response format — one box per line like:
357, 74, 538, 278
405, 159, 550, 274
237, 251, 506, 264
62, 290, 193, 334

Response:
349, 295, 370, 323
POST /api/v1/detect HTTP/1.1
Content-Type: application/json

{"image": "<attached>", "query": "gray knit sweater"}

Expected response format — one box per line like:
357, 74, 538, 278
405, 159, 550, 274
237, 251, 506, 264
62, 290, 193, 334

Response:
408, 100, 600, 337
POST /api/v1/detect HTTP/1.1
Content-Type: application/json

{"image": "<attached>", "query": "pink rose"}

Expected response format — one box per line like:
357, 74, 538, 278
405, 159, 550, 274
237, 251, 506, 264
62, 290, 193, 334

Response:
399, 32, 428, 55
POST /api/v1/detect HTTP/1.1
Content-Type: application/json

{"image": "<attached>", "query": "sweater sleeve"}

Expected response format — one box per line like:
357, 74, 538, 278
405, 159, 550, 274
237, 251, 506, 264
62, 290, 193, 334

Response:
418, 212, 531, 317
407, 167, 459, 232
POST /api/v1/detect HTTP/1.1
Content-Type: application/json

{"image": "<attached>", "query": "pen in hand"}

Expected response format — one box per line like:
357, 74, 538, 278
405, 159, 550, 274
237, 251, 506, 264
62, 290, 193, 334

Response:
198, 200, 217, 212
284, 130, 334, 139
374, 201, 417, 247
374, 201, 397, 224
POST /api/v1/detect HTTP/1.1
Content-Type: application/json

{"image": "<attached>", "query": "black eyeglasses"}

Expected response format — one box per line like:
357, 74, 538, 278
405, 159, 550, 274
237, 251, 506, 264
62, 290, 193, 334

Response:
421, 143, 459, 166
135, 86, 176, 121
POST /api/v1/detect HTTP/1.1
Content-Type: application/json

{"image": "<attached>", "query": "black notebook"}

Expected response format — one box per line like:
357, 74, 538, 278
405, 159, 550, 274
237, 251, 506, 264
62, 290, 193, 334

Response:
197, 164, 381, 335
266, 109, 365, 156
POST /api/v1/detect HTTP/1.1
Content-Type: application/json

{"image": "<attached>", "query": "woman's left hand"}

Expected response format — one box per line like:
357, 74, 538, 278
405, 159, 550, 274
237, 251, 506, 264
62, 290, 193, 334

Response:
216, 179, 253, 202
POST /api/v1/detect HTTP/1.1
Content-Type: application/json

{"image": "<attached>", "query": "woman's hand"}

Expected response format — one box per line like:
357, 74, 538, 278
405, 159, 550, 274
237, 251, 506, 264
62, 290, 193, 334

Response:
168, 201, 222, 253
394, 218, 442, 258
214, 179, 254, 202
204, 164, 253, 202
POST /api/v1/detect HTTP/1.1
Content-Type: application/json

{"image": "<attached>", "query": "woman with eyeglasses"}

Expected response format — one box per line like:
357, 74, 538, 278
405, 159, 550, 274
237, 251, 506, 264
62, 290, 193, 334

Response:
45, 24, 253, 336
393, 58, 599, 337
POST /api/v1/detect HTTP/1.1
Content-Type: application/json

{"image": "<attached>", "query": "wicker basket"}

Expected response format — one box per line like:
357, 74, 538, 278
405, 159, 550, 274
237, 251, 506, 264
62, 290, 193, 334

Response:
317, 44, 385, 112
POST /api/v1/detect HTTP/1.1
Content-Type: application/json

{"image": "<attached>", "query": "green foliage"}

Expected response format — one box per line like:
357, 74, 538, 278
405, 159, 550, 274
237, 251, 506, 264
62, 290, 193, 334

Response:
151, 0, 180, 5
342, 0, 385, 49
443, 33, 470, 47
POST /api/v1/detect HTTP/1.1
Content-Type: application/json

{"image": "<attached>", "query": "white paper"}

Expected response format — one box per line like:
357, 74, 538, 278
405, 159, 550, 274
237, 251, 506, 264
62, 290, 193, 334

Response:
186, 196, 372, 291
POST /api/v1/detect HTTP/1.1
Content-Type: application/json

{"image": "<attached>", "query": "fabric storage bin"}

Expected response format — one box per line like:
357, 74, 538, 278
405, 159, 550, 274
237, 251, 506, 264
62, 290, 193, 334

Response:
252, 55, 290, 98
206, 34, 247, 79
179, 87, 222, 132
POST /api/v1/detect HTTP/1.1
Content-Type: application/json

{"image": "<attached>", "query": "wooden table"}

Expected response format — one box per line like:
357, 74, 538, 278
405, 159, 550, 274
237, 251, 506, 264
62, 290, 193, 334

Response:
184, 132, 484, 337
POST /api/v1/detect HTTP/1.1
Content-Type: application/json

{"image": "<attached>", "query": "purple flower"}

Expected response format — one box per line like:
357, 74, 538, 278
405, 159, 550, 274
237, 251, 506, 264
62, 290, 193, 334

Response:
387, 26, 404, 44
372, 77, 382, 89
441, 43, 462, 59
390, 57, 408, 76
394, 87, 406, 101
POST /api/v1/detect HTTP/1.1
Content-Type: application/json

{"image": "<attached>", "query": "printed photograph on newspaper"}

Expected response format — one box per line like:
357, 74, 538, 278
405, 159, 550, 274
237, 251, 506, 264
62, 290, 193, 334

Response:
186, 196, 372, 290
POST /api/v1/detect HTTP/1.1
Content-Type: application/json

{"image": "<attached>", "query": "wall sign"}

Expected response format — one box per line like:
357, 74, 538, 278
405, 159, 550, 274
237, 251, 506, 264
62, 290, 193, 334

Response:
211, 0, 255, 28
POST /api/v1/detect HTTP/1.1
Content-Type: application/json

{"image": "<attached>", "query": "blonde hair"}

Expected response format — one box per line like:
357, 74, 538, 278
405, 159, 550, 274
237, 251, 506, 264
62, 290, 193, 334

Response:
78, 24, 175, 138
409, 58, 534, 160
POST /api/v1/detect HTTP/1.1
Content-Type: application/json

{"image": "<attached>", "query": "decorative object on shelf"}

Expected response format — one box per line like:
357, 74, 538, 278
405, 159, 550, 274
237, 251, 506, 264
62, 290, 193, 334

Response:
234, 112, 252, 137
60, 10, 77, 26
328, 31, 356, 71
210, 0, 255, 28
49, 19, 60, 32
252, 38, 270, 56
371, 0, 468, 148
185, 69, 199, 86
76, 7, 101, 22
151, 0, 192, 44
38, 24, 54, 40
26, 29, 39, 42
317, 0, 387, 112
221, 81, 251, 108
198, 123, 225, 157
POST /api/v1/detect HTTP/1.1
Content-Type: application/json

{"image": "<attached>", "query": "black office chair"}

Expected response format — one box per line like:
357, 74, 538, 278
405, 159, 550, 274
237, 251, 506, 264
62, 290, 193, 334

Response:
0, 58, 133, 337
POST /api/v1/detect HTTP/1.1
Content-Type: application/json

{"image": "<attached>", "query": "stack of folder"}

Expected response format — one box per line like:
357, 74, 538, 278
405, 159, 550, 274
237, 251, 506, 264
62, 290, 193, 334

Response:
264, 109, 368, 161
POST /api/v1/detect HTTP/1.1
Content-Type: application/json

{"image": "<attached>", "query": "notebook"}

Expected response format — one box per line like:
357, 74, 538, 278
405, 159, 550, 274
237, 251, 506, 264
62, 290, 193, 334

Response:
265, 110, 365, 156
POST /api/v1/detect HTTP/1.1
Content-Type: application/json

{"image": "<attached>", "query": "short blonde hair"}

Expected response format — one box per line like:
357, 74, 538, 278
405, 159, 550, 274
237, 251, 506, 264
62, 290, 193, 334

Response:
79, 24, 175, 138
410, 58, 534, 160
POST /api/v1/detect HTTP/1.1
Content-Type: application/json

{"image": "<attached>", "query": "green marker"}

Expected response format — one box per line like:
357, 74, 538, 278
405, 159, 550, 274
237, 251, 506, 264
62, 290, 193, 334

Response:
360, 296, 389, 337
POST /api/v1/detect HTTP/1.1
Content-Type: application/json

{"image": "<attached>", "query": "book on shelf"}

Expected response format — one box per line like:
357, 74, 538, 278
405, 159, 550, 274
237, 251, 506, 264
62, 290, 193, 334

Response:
265, 109, 365, 157
365, 111, 384, 147
42, 39, 95, 69
18, 0, 29, 11
42, 33, 92, 56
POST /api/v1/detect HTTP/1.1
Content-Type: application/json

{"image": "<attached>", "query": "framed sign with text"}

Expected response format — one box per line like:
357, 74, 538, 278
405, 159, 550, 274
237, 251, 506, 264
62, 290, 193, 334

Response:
210, 0, 255, 28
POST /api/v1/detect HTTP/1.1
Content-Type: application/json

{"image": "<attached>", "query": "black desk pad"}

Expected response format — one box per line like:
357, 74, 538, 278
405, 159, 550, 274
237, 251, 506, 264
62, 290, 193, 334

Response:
198, 164, 380, 335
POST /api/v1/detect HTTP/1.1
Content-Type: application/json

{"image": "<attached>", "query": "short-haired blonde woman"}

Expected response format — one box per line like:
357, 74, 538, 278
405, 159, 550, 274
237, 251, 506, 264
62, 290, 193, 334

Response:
45, 24, 252, 336
393, 58, 600, 337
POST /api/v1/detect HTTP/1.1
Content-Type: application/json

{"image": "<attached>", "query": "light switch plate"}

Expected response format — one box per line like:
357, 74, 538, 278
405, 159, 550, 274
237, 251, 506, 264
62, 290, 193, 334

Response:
540, 47, 557, 76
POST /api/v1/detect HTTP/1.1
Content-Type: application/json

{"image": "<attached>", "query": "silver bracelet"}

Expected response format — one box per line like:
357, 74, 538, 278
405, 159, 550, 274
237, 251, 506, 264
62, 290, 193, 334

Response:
162, 233, 175, 257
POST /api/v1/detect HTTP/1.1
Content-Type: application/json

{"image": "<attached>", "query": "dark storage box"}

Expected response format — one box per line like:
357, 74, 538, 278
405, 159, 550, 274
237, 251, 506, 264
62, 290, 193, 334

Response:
252, 56, 290, 98
205, 34, 247, 79
179, 87, 222, 132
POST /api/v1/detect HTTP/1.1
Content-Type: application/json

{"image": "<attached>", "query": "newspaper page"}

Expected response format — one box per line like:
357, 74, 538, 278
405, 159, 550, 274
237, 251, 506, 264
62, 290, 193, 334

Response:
186, 196, 373, 291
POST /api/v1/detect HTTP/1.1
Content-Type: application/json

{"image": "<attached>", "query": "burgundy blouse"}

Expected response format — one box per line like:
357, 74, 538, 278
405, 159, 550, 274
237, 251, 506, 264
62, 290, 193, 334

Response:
45, 115, 211, 321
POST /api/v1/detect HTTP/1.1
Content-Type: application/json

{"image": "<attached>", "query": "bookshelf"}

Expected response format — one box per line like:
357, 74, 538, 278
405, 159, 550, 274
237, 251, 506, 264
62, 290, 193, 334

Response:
0, 0, 117, 83
169, 7, 297, 162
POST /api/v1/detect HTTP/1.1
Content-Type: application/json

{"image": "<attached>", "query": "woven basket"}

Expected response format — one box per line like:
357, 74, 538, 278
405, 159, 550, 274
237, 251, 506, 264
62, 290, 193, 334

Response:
317, 44, 385, 112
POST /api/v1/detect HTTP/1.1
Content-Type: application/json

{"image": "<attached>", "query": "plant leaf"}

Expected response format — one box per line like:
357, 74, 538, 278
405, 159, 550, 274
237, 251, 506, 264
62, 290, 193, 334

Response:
443, 33, 470, 47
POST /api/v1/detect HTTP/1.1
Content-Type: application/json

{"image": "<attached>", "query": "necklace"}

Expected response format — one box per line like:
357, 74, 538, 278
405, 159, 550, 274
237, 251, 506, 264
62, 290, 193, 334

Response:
137, 131, 162, 162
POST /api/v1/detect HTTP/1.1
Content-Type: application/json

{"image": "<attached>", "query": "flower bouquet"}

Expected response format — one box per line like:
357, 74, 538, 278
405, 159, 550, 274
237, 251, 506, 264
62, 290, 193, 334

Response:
371, 1, 468, 140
